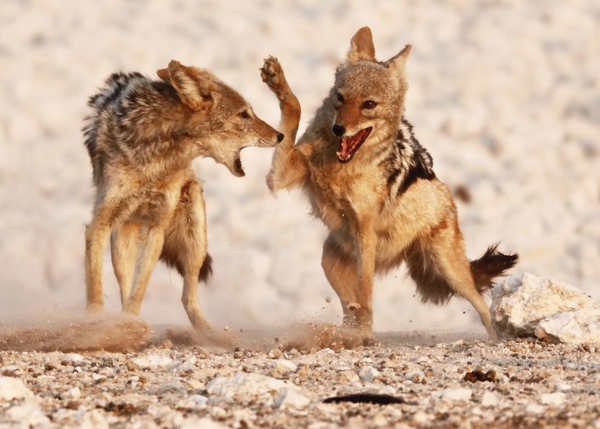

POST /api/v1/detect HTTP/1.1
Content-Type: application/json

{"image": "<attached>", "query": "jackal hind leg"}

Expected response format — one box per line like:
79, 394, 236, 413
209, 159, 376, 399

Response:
322, 234, 374, 343
122, 193, 178, 317
110, 222, 141, 307
161, 179, 211, 330
406, 226, 497, 340
85, 197, 134, 315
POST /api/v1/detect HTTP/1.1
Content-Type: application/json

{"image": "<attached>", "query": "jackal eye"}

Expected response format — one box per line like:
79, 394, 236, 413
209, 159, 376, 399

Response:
239, 110, 251, 119
336, 93, 344, 103
362, 100, 377, 109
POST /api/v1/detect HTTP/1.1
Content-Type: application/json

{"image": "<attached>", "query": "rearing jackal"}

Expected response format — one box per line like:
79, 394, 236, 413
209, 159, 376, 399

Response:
261, 27, 517, 342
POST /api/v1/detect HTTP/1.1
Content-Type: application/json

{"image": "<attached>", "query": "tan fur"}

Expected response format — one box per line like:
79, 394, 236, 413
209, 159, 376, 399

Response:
83, 60, 283, 329
261, 28, 517, 342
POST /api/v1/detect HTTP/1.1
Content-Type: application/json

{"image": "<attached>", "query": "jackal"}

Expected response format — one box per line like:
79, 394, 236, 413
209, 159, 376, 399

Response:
261, 27, 517, 341
83, 60, 283, 329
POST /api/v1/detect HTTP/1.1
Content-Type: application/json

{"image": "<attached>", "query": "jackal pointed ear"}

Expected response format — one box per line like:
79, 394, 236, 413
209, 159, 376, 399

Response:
385, 44, 412, 71
347, 27, 376, 63
156, 68, 170, 81
166, 60, 215, 110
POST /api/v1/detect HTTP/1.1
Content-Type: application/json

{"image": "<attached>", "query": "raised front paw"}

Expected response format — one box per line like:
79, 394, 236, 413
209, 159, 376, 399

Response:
260, 56, 289, 100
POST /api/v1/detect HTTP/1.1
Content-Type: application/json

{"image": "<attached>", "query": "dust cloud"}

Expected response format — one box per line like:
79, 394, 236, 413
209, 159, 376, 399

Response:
0, 310, 486, 354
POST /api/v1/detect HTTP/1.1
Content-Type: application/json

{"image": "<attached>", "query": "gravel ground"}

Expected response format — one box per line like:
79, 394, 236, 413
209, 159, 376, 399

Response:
2, 322, 600, 429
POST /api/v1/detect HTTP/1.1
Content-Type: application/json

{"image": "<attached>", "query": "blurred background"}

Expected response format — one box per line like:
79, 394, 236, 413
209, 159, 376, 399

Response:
1, 0, 599, 335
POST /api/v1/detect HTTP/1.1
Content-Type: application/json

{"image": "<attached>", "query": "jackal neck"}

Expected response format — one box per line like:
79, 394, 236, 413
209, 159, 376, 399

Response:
380, 118, 435, 197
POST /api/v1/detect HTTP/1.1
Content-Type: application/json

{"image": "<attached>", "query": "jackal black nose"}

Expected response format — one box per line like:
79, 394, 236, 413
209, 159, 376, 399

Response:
277, 133, 285, 142
332, 124, 346, 137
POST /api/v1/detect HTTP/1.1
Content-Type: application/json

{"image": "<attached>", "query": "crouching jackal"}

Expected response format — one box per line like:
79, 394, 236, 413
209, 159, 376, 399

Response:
261, 27, 517, 341
83, 60, 283, 329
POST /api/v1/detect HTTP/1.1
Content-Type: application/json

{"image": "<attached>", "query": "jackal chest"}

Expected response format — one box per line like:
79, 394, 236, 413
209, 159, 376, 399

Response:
306, 163, 386, 231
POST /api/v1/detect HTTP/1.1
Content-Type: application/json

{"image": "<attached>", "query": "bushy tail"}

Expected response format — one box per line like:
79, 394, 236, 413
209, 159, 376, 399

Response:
159, 251, 213, 284
198, 254, 213, 283
470, 243, 518, 293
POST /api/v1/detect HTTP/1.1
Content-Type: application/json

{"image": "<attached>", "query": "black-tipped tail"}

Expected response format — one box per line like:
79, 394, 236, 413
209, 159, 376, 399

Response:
198, 254, 213, 283
470, 243, 518, 293
159, 251, 213, 284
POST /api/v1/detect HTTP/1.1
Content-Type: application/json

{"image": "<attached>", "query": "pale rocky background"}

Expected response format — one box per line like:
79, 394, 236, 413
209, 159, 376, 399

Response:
1, 0, 600, 337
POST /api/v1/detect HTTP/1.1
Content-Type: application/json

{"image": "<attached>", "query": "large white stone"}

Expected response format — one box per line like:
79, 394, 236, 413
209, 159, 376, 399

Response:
272, 359, 298, 373
5, 398, 49, 427
206, 373, 295, 397
481, 391, 499, 407
535, 308, 600, 344
181, 417, 228, 429
131, 354, 173, 368
541, 392, 566, 406
60, 353, 84, 365
358, 366, 380, 383
491, 273, 599, 338
441, 388, 472, 401
0, 376, 34, 400
273, 388, 311, 409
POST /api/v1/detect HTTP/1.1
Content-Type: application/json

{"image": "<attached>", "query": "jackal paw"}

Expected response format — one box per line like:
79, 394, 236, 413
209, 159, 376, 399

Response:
260, 56, 289, 99
86, 302, 104, 316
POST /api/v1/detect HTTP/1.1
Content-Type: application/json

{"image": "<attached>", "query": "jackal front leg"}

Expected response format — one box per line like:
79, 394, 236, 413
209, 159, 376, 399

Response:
260, 57, 306, 192
355, 224, 377, 340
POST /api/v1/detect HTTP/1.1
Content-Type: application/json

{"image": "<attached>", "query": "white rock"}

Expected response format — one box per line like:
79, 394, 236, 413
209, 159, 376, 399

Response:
491, 273, 598, 337
206, 372, 294, 397
541, 392, 566, 406
272, 359, 298, 373
1, 365, 23, 376
131, 354, 173, 368
405, 371, 425, 382
210, 406, 228, 419
66, 386, 81, 399
526, 403, 546, 414
441, 388, 472, 401
481, 391, 499, 407
5, 398, 48, 426
181, 417, 228, 429
554, 383, 571, 392
0, 376, 34, 400
177, 394, 208, 410
91, 374, 106, 382
358, 366, 380, 383
308, 423, 330, 429
412, 411, 431, 423
339, 370, 360, 383
80, 409, 109, 429
60, 353, 84, 365
535, 308, 600, 344
380, 385, 396, 395
190, 394, 208, 405
273, 388, 311, 409
373, 414, 388, 427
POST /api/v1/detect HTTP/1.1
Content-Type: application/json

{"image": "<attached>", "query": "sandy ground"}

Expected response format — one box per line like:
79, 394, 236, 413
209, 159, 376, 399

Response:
1, 0, 600, 334
1, 319, 600, 429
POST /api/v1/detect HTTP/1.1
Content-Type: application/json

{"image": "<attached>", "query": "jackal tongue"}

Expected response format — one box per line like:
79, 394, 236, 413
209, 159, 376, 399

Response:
337, 127, 372, 163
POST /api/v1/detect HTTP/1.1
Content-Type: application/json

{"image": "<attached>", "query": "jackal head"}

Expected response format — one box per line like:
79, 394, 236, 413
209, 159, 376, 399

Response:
330, 27, 411, 163
158, 61, 283, 177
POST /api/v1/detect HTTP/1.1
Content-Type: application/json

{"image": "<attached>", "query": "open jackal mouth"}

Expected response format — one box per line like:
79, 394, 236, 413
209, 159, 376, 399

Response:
336, 127, 372, 163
